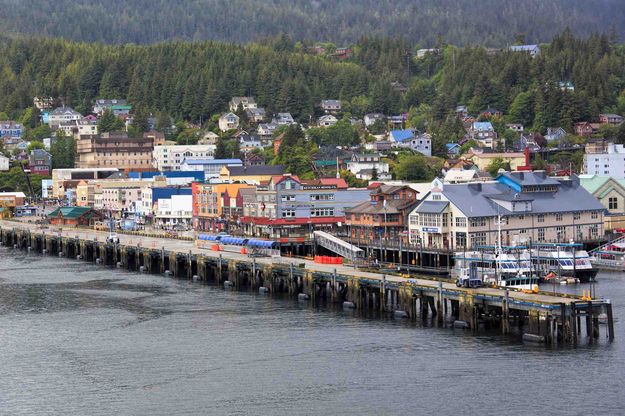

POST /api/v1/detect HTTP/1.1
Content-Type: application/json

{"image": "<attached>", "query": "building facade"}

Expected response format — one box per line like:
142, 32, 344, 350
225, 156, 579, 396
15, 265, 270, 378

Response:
75, 132, 154, 172
152, 144, 216, 171
584, 142, 625, 179
408, 172, 604, 250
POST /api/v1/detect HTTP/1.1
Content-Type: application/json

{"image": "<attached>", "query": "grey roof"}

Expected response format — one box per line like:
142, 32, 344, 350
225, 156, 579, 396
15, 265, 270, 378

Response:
416, 201, 449, 214
442, 179, 604, 218
484, 192, 534, 202
227, 165, 285, 176
499, 171, 560, 187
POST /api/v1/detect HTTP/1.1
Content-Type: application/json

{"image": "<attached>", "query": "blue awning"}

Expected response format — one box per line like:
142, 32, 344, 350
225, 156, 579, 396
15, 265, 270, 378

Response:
247, 239, 276, 248
198, 234, 218, 241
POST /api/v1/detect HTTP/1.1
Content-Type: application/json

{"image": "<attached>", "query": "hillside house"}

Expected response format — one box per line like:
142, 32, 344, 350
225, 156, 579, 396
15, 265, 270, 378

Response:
218, 113, 240, 132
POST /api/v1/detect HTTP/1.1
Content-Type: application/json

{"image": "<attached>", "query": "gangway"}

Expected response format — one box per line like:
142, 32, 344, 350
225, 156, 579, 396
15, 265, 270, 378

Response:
313, 231, 365, 262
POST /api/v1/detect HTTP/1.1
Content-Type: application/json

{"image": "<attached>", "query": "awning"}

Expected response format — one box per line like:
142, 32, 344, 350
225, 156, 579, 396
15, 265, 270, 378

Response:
246, 239, 276, 248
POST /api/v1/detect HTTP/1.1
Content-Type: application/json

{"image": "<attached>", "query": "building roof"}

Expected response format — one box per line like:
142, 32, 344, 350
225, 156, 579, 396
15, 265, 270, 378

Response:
183, 158, 243, 166
444, 169, 478, 182
415, 201, 449, 214
389, 129, 414, 142
226, 165, 285, 176
497, 171, 560, 187
472, 121, 494, 131
441, 177, 603, 218
321, 100, 341, 107
47, 206, 96, 219
510, 44, 540, 52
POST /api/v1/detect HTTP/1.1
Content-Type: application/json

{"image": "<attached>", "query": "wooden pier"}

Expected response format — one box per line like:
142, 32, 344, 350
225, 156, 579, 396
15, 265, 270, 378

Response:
0, 222, 615, 346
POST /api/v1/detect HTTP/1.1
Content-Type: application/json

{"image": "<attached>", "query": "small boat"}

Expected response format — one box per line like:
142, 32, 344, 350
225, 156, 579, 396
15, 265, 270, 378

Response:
531, 242, 597, 283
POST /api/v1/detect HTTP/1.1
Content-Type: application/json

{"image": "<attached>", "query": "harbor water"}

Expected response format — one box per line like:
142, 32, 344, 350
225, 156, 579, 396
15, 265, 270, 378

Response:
0, 247, 624, 415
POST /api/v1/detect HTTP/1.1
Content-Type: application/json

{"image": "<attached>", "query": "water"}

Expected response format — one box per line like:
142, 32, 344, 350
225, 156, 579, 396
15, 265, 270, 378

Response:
0, 247, 624, 416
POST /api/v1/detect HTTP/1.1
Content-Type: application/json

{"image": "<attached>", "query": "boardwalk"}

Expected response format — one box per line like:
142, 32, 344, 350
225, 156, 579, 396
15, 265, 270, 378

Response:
0, 220, 615, 345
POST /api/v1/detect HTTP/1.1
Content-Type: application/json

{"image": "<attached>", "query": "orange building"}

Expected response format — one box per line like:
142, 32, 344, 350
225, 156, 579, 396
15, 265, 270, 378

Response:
192, 182, 254, 232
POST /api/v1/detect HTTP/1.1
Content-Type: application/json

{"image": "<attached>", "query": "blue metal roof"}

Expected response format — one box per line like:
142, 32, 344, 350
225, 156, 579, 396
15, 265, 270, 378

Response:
183, 158, 242, 165
390, 129, 414, 142
472, 122, 493, 131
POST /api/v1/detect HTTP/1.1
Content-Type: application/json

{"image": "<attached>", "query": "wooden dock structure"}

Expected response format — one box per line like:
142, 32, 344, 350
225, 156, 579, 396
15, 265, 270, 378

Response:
0, 222, 615, 346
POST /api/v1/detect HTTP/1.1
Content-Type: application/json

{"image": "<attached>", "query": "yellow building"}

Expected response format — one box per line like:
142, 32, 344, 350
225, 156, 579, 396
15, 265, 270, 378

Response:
467, 151, 527, 171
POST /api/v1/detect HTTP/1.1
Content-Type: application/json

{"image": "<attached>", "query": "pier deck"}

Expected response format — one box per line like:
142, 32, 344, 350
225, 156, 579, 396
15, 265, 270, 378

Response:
0, 220, 615, 346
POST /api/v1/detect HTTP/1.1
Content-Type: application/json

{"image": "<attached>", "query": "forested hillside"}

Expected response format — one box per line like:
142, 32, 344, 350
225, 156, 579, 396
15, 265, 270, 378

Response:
1, 32, 625, 139
0, 0, 624, 46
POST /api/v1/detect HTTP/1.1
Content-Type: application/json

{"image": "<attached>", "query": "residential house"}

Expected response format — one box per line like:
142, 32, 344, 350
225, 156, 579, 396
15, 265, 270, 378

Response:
243, 152, 265, 167
446, 143, 461, 156
152, 144, 215, 172
465, 149, 527, 172
239, 134, 263, 152
408, 172, 604, 250
509, 44, 541, 56
364, 113, 385, 127
218, 113, 240, 132
0, 154, 9, 171
481, 108, 503, 118
347, 153, 391, 180
321, 100, 341, 113
0, 121, 22, 138
33, 97, 54, 110
389, 130, 432, 156
220, 164, 285, 185
318, 114, 338, 127
28, 149, 52, 175
470, 121, 498, 148
245, 107, 266, 123
275, 113, 295, 125
257, 121, 278, 144
47, 107, 82, 129
387, 115, 404, 130
506, 123, 524, 133
93, 99, 131, 116
229, 97, 257, 112
416, 48, 439, 58
545, 127, 567, 142
575, 122, 596, 137
365, 140, 393, 152
455, 106, 468, 118
516, 133, 542, 152
181, 158, 243, 180
559, 81, 575, 92
332, 47, 352, 60
345, 184, 419, 246
599, 114, 624, 125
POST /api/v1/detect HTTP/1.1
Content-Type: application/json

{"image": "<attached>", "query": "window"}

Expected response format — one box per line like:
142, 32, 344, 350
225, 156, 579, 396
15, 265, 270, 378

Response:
538, 228, 545, 240
310, 194, 334, 201
609, 197, 618, 210
281, 195, 295, 202
455, 232, 467, 248
311, 208, 334, 217
591, 211, 599, 219
470, 217, 486, 227
555, 213, 563, 221
470, 232, 487, 248
573, 212, 581, 220
455, 217, 467, 227
282, 209, 295, 218
419, 213, 441, 227
432, 194, 441, 201
537, 214, 544, 223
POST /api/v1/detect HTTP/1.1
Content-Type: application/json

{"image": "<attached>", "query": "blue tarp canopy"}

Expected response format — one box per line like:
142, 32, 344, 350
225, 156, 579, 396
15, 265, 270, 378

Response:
220, 237, 246, 246
246, 239, 276, 248
198, 234, 218, 241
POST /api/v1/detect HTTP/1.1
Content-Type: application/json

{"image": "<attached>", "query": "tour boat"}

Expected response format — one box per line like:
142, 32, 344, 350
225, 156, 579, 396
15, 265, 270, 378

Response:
530, 242, 597, 283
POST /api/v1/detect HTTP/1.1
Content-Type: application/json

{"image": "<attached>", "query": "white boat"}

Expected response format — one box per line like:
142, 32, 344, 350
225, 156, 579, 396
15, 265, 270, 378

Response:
531, 242, 597, 282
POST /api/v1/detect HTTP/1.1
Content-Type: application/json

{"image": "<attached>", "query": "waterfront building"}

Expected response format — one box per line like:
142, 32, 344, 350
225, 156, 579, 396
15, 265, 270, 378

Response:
154, 194, 193, 229
408, 172, 604, 250
51, 168, 120, 199
238, 175, 369, 241
345, 184, 419, 246
47, 206, 102, 227
579, 174, 625, 231
192, 182, 255, 232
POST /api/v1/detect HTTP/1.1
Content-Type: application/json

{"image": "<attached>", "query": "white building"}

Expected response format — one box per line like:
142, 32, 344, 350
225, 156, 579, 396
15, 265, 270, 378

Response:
346, 153, 391, 180
364, 113, 385, 127
218, 113, 240, 132
181, 158, 243, 180
275, 113, 295, 125
153, 145, 216, 171
584, 143, 625, 179
318, 115, 338, 127
47, 107, 82, 129
155, 194, 193, 229
229, 97, 257, 112
0, 154, 9, 171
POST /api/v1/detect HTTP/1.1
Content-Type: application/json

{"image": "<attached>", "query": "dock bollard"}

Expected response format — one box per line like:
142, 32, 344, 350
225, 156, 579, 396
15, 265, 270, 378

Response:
139, 266, 145, 273
298, 293, 310, 301
224, 281, 234, 289
96, 258, 102, 264
58, 252, 64, 257
394, 310, 408, 319
116, 262, 122, 268
76, 255, 81, 260
192, 275, 199, 281
342, 301, 355, 309
164, 270, 172, 276
259, 286, 269, 294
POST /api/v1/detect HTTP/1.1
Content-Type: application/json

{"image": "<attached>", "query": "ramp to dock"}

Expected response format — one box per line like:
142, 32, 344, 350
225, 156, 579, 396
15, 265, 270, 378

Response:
313, 230, 364, 260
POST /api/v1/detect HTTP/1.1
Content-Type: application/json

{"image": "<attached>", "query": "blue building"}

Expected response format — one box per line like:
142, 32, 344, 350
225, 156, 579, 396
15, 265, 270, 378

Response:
0, 121, 22, 138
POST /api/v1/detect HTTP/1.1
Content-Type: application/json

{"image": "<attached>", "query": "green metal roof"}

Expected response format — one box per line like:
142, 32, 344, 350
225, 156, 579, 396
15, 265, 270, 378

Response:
48, 206, 95, 219
580, 175, 625, 195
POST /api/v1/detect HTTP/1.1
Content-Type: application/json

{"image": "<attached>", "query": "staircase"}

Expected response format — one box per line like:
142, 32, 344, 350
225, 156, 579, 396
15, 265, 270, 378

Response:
313, 231, 365, 261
